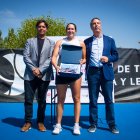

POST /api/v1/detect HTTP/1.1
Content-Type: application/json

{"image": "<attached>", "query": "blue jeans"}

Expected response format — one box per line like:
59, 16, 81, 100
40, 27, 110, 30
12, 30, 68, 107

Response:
87, 67, 116, 127
24, 77, 50, 123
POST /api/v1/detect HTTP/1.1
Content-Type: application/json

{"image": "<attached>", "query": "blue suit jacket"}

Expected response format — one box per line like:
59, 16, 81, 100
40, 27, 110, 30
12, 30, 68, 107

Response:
84, 35, 119, 80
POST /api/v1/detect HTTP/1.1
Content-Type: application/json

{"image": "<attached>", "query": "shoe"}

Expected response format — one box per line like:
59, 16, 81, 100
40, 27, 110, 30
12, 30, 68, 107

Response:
38, 123, 46, 132
73, 125, 81, 135
88, 125, 96, 133
109, 125, 119, 134
52, 124, 62, 134
21, 122, 31, 132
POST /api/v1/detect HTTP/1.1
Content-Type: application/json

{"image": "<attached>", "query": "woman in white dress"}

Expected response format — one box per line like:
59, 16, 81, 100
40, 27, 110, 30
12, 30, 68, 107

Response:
51, 23, 86, 135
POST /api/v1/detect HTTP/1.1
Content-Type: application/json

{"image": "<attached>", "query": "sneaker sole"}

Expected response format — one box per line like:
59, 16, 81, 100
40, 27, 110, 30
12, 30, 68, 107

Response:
52, 132, 60, 135
52, 131, 61, 135
52, 130, 62, 135
88, 129, 96, 133
111, 131, 119, 134
38, 129, 47, 132
21, 127, 31, 132
73, 132, 81, 135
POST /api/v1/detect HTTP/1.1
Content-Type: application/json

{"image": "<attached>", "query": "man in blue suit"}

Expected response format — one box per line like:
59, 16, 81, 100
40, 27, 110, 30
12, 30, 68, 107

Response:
84, 17, 119, 134
21, 19, 55, 132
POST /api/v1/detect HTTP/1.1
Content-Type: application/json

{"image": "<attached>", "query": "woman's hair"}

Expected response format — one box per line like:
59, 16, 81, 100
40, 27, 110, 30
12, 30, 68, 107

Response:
36, 19, 49, 28
66, 23, 77, 31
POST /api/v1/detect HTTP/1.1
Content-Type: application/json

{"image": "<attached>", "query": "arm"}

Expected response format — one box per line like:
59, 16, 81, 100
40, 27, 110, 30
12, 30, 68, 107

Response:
51, 40, 62, 74
108, 38, 119, 62
80, 41, 86, 65
101, 38, 118, 63
23, 39, 36, 71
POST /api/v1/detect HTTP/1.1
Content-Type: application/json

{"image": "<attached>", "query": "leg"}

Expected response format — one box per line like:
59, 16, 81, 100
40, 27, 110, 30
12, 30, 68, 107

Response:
101, 78, 115, 126
37, 79, 50, 123
56, 84, 68, 124
24, 79, 37, 123
52, 84, 67, 134
87, 68, 100, 126
70, 77, 82, 123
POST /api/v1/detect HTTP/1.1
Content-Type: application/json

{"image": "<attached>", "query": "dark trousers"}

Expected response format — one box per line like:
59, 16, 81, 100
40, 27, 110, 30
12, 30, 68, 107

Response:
87, 67, 116, 127
24, 77, 50, 123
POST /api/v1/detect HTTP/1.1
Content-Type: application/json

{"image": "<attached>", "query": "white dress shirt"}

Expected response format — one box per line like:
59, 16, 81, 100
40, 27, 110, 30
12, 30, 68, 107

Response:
89, 35, 103, 67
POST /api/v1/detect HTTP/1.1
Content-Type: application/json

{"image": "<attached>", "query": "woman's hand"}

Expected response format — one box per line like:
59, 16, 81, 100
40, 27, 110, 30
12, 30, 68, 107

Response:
56, 66, 61, 75
80, 58, 86, 65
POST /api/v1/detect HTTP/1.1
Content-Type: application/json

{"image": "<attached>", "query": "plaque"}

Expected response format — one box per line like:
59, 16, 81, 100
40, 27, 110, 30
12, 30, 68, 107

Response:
59, 44, 82, 77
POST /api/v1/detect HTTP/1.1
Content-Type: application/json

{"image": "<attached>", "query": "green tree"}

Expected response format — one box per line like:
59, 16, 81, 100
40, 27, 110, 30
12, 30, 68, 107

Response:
4, 28, 18, 49
3, 16, 66, 49
16, 16, 66, 48
0, 30, 4, 48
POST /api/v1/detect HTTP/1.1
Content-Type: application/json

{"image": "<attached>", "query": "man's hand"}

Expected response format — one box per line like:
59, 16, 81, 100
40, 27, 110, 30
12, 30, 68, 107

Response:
32, 68, 42, 78
100, 56, 108, 63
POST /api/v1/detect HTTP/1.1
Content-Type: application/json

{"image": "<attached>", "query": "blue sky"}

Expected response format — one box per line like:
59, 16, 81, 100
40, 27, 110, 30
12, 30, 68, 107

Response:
0, 0, 140, 48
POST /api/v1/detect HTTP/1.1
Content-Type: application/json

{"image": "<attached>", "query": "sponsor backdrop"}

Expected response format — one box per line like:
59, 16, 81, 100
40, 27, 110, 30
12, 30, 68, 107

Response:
0, 37, 140, 103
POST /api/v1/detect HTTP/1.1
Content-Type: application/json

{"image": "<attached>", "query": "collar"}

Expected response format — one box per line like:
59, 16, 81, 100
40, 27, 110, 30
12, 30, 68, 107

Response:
93, 34, 103, 39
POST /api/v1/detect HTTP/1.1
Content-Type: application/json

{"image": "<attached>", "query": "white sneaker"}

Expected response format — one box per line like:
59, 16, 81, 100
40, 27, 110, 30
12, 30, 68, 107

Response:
73, 125, 81, 135
52, 125, 62, 134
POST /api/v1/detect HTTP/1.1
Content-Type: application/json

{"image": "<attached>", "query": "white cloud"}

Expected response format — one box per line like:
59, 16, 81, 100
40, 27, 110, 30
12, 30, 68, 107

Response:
0, 9, 22, 37
0, 9, 22, 25
0, 10, 16, 18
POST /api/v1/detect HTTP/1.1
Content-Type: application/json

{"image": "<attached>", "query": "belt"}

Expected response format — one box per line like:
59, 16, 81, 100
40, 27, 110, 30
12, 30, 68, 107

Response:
89, 66, 103, 71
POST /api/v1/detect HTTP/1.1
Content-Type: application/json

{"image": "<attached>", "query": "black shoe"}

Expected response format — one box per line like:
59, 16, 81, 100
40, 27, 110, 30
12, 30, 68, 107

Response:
88, 125, 96, 133
109, 125, 119, 134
